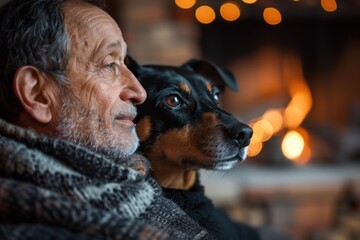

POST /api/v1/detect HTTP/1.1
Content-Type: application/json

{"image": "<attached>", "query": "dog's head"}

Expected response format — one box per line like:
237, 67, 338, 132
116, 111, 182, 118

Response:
126, 56, 252, 188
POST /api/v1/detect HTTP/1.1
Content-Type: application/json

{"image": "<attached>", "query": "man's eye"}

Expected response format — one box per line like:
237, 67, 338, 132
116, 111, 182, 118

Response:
105, 62, 120, 75
106, 63, 115, 69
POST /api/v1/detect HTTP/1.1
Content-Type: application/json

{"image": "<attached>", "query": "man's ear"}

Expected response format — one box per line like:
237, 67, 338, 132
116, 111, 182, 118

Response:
13, 66, 54, 124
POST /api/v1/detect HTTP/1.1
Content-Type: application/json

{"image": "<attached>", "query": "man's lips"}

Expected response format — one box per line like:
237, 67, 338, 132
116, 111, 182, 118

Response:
115, 115, 136, 128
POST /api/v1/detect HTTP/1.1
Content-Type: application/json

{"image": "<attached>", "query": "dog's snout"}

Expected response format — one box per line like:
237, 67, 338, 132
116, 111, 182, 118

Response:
222, 116, 253, 147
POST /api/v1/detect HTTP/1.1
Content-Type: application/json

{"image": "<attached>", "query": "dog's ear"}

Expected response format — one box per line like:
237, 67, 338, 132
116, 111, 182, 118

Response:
125, 55, 142, 77
181, 59, 239, 92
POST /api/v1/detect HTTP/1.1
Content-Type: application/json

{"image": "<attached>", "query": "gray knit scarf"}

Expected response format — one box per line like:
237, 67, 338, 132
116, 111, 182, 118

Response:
0, 119, 211, 240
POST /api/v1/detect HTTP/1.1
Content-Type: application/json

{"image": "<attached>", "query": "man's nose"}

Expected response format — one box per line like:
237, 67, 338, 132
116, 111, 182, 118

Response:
120, 68, 147, 105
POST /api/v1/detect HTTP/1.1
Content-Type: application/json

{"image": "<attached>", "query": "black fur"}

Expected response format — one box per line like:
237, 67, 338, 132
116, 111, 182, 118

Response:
126, 56, 260, 240
126, 56, 252, 170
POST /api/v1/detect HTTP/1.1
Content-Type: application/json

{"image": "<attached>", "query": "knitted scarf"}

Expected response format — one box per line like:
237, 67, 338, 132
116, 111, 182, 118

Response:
0, 119, 211, 240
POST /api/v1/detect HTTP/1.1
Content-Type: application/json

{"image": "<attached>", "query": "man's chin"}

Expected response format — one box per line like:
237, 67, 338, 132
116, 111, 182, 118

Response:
96, 142, 138, 160
103, 131, 140, 159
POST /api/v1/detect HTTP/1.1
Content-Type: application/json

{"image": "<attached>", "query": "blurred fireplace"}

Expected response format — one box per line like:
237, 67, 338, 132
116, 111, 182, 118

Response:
200, 19, 360, 165
108, 1, 360, 239
108, 1, 360, 166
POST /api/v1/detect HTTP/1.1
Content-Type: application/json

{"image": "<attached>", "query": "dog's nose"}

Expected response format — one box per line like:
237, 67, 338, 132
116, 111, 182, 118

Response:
234, 123, 253, 147
222, 116, 253, 147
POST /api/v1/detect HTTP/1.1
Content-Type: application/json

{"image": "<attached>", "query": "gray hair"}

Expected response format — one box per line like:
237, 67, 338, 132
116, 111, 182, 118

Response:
0, 0, 106, 122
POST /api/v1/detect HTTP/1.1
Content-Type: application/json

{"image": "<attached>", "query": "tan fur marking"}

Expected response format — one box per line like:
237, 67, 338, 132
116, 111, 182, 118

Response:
147, 115, 221, 189
148, 125, 203, 165
147, 124, 202, 189
136, 116, 152, 142
202, 112, 218, 123
205, 82, 213, 93
179, 82, 191, 94
152, 167, 196, 190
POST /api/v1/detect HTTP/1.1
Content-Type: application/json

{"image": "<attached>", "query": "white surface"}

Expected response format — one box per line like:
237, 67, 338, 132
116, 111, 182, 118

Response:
199, 163, 360, 204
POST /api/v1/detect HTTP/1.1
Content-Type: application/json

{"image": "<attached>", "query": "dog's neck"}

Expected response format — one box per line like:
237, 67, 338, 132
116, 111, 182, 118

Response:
150, 162, 196, 190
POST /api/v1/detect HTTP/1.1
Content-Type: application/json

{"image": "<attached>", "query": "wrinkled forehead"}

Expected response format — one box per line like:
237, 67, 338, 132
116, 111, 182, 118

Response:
62, 1, 124, 55
62, 1, 115, 27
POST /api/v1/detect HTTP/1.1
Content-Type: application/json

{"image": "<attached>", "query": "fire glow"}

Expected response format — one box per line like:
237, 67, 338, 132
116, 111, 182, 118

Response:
248, 55, 312, 165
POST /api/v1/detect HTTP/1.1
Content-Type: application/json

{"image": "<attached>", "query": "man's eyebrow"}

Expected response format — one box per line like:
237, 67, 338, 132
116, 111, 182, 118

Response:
105, 40, 127, 56
106, 41, 122, 50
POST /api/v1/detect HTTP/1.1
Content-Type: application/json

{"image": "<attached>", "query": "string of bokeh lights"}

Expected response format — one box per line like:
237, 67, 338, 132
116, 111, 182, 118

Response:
175, 0, 338, 25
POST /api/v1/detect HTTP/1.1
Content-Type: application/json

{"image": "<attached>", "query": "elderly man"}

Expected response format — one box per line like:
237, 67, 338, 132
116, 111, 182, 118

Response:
0, 0, 212, 239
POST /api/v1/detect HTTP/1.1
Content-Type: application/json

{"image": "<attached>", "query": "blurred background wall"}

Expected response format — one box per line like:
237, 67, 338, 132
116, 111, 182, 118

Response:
1, 0, 358, 239
104, 1, 360, 240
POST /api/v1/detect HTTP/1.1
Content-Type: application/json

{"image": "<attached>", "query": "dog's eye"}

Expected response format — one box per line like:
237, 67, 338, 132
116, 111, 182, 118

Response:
213, 92, 221, 105
165, 95, 182, 109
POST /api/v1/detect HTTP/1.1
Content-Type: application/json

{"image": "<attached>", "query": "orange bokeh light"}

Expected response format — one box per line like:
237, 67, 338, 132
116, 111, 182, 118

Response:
293, 144, 312, 165
263, 109, 283, 134
220, 2, 241, 21
321, 0, 337, 12
195, 5, 216, 24
242, 0, 257, 4
253, 119, 274, 142
175, 0, 196, 9
281, 130, 305, 160
292, 128, 311, 165
248, 139, 263, 157
263, 7, 282, 25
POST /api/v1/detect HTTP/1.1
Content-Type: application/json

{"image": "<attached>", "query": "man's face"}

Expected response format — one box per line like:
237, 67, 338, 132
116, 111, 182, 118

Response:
56, 1, 146, 159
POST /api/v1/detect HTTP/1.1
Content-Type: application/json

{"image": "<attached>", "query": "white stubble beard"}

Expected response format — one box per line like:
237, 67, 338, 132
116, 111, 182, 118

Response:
56, 86, 139, 159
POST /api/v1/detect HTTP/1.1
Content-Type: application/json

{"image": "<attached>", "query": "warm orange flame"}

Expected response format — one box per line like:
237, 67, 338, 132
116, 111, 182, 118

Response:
288, 78, 309, 97
284, 106, 303, 129
284, 84, 312, 128
175, 0, 196, 9
321, 0, 337, 12
290, 88, 312, 111
283, 55, 312, 129
263, 7, 282, 25
247, 53, 312, 160
195, 5, 216, 24
220, 2, 241, 22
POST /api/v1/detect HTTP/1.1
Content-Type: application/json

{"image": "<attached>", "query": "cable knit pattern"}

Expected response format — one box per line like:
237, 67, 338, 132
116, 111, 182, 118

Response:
0, 119, 211, 240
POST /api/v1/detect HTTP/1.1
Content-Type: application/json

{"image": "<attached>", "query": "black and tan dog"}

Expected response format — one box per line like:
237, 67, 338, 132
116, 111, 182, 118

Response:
126, 56, 253, 190
126, 57, 290, 240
